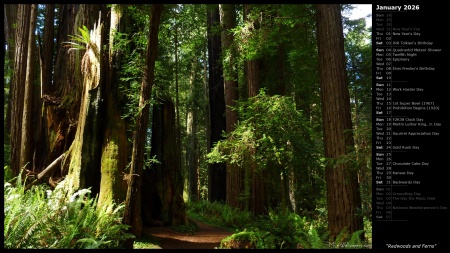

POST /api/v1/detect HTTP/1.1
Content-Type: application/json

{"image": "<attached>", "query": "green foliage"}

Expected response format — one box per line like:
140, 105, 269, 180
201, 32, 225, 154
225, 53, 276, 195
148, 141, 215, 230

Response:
219, 208, 371, 249
219, 210, 314, 249
64, 25, 91, 52
327, 228, 367, 249
171, 220, 199, 235
187, 200, 253, 230
133, 234, 161, 249
4, 166, 14, 182
208, 89, 319, 171
4, 178, 134, 249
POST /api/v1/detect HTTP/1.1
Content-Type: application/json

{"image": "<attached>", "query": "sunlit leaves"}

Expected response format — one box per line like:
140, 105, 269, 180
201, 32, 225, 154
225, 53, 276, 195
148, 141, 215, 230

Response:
64, 25, 90, 52
207, 89, 320, 173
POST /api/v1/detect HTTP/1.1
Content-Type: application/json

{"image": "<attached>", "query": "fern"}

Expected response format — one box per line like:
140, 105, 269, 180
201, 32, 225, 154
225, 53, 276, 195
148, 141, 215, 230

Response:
307, 224, 325, 249
4, 178, 133, 249
64, 25, 91, 52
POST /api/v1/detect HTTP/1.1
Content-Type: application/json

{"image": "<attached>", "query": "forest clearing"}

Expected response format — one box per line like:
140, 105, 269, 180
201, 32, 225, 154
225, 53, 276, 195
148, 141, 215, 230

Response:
4, 4, 372, 249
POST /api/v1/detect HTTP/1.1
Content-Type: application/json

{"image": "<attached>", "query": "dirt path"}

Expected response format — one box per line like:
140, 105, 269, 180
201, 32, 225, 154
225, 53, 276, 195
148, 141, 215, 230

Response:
143, 220, 234, 249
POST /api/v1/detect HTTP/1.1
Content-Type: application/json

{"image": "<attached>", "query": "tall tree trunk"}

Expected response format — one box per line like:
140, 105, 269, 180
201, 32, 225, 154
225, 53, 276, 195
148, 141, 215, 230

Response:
220, 4, 244, 210
42, 4, 55, 96
207, 4, 226, 203
20, 4, 38, 172
315, 4, 363, 240
98, 5, 128, 208
244, 4, 267, 215
11, 4, 31, 176
203, 40, 210, 200
174, 22, 182, 170
122, 4, 162, 248
186, 59, 199, 202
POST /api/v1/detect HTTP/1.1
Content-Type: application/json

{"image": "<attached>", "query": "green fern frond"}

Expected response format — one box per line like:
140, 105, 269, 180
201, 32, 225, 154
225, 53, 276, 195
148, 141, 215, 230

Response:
307, 225, 325, 249
63, 25, 91, 51
78, 25, 90, 43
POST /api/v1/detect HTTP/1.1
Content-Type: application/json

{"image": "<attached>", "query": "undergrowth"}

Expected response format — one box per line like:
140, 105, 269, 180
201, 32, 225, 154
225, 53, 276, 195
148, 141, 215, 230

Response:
187, 200, 372, 249
186, 200, 253, 230
4, 177, 134, 249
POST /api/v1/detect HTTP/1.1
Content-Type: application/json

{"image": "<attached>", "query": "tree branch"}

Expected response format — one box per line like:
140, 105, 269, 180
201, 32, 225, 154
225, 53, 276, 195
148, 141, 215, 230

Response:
24, 154, 64, 191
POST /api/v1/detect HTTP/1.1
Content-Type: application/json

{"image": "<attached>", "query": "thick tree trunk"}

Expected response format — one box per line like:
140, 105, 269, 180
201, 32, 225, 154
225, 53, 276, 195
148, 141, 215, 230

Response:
243, 4, 267, 216
186, 59, 199, 202
220, 4, 244, 210
98, 4, 128, 208
11, 4, 31, 176
315, 4, 364, 240
64, 11, 105, 197
207, 4, 227, 203
49, 5, 104, 185
20, 4, 38, 171
122, 4, 162, 248
148, 95, 187, 227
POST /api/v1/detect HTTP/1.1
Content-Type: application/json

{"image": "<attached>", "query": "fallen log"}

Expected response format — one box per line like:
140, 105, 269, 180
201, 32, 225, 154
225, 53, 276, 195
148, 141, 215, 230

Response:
24, 154, 64, 191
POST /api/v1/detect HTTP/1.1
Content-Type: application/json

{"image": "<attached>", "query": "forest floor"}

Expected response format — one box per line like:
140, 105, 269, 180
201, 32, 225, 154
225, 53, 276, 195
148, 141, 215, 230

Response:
142, 219, 234, 249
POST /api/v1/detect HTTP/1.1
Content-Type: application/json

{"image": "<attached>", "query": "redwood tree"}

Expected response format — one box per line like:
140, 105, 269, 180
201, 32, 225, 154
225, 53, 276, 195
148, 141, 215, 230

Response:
20, 4, 38, 172
97, 4, 128, 209
315, 4, 364, 239
207, 4, 226, 203
10, 4, 31, 176
122, 4, 162, 248
244, 4, 267, 215
220, 4, 244, 209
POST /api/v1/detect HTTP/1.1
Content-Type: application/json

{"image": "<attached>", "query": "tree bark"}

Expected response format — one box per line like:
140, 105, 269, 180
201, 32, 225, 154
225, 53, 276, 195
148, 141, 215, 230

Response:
49, 4, 104, 185
186, 59, 199, 202
24, 154, 64, 191
20, 4, 38, 171
315, 4, 363, 240
244, 4, 267, 215
220, 4, 244, 210
11, 4, 31, 176
148, 95, 187, 227
42, 4, 55, 96
98, 4, 128, 209
32, 4, 55, 174
64, 9, 106, 197
122, 4, 162, 248
207, 4, 226, 203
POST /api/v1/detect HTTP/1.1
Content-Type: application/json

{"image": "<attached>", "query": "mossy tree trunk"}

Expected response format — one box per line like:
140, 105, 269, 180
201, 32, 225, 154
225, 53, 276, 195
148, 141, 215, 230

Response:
47, 4, 104, 186
64, 10, 106, 197
98, 4, 128, 208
